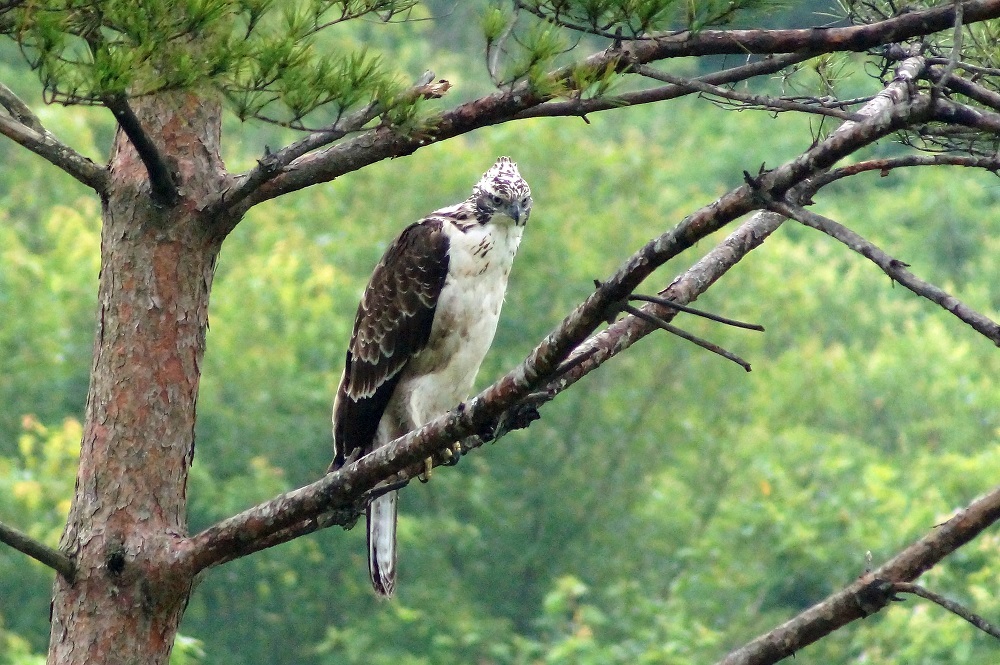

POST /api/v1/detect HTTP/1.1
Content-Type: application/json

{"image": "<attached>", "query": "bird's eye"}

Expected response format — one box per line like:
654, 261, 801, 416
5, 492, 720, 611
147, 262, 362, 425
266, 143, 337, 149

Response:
490, 194, 503, 205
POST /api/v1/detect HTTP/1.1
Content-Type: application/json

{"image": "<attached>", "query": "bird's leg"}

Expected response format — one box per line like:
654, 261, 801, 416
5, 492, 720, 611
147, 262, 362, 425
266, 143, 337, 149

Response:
416, 441, 465, 482
418, 457, 434, 483
440, 442, 463, 466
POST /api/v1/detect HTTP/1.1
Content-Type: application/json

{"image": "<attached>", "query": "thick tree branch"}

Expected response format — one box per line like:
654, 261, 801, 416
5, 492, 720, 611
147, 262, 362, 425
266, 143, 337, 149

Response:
518, 51, 817, 119
103, 94, 179, 205
0, 84, 109, 193
940, 71, 1000, 113
180, 95, 927, 572
228, 1, 999, 212
809, 153, 1000, 189
0, 519, 74, 579
933, 97, 1000, 133
770, 199, 1000, 346
715, 484, 1000, 665
550, 210, 786, 396
0, 82, 43, 132
624, 0, 1000, 57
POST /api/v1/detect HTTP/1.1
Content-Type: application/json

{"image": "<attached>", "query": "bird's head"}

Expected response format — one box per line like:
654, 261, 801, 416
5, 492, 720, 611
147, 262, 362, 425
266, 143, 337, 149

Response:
472, 156, 532, 226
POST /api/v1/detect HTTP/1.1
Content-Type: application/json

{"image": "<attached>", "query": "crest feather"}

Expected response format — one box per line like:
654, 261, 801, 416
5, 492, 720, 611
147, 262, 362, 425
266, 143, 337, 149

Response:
474, 156, 530, 200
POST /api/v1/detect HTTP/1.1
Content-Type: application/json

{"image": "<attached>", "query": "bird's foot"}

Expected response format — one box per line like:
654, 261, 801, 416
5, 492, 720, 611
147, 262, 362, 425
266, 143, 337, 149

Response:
416, 442, 463, 482
440, 441, 462, 466
418, 456, 433, 483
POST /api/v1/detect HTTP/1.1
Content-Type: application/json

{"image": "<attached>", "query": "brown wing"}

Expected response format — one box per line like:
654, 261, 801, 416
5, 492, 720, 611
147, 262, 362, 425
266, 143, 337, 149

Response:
331, 219, 450, 469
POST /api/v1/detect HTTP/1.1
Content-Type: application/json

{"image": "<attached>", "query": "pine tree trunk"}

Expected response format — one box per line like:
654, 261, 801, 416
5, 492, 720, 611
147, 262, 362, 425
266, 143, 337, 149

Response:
47, 91, 229, 665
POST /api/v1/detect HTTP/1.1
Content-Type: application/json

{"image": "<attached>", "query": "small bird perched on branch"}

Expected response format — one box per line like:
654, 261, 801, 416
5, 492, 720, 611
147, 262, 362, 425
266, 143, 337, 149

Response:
331, 157, 532, 596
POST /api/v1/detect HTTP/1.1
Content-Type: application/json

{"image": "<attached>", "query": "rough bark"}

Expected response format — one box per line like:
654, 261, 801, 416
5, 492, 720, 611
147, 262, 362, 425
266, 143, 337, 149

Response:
48, 91, 228, 665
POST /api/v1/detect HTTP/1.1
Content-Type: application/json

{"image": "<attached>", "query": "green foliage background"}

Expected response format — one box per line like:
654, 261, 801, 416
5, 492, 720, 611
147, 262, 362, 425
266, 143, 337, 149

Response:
2, 2, 1000, 664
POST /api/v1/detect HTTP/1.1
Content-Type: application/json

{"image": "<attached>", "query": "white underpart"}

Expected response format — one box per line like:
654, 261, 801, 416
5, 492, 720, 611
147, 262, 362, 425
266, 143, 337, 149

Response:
390, 213, 523, 430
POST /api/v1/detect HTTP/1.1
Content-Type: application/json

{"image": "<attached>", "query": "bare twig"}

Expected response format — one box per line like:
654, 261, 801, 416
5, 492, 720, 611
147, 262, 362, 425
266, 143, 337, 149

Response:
0, 519, 74, 579
894, 582, 1000, 639
716, 485, 1000, 665
632, 64, 863, 121
623, 304, 753, 371
770, 199, 1000, 346
487, 10, 519, 84
629, 293, 764, 331
934, 0, 965, 94
925, 56, 1000, 77
103, 94, 179, 205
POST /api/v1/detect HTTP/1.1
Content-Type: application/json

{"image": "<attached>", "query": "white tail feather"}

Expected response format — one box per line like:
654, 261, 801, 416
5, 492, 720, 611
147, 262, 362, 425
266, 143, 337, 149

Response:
367, 490, 397, 597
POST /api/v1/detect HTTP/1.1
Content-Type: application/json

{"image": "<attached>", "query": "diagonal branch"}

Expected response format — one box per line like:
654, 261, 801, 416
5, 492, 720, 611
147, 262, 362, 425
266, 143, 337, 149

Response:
770, 199, 1000, 346
206, 75, 450, 221
0, 82, 43, 132
526, 0, 1000, 60
715, 484, 1000, 665
0, 519, 74, 579
893, 582, 1000, 639
939, 71, 1000, 113
0, 84, 109, 194
933, 97, 1000, 133
103, 94, 179, 205
622, 304, 754, 371
179, 95, 927, 573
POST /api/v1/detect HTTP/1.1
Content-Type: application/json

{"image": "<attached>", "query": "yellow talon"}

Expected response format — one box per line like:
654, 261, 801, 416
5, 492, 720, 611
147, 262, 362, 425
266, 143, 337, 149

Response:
418, 456, 433, 483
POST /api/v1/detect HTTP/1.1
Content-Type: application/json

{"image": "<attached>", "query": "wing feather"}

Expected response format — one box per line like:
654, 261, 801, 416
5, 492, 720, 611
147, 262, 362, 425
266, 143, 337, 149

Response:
331, 219, 450, 469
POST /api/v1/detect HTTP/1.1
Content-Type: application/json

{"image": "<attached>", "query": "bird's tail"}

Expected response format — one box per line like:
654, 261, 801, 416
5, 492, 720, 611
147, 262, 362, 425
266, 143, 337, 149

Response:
367, 490, 397, 597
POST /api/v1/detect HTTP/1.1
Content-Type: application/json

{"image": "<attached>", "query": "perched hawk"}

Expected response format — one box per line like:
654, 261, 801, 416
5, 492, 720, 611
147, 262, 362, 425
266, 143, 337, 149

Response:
331, 157, 532, 596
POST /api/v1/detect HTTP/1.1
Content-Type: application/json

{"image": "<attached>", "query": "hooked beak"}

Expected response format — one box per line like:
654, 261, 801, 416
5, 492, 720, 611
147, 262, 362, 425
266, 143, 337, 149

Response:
506, 201, 527, 225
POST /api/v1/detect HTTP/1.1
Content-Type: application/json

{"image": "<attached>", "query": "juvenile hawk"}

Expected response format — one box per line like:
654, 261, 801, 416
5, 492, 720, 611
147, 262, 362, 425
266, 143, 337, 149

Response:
331, 157, 532, 596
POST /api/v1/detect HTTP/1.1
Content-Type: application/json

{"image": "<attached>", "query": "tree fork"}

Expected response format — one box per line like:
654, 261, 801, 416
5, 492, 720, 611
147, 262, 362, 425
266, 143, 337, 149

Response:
48, 91, 229, 665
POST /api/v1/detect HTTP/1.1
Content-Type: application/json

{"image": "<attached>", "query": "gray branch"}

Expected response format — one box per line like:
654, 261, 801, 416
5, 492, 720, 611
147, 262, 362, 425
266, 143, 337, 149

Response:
103, 94, 179, 205
0, 83, 109, 194
0, 519, 74, 579
715, 485, 1000, 665
0, 82, 43, 132
516, 51, 816, 119
894, 582, 1000, 640
770, 198, 1000, 346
